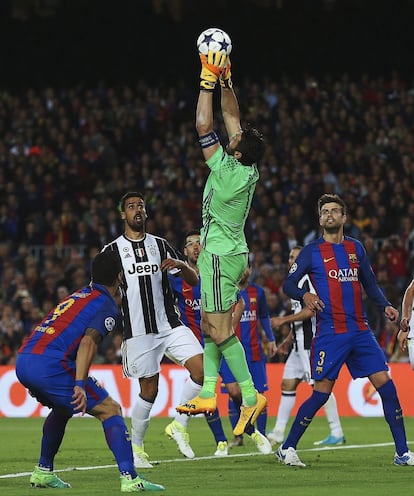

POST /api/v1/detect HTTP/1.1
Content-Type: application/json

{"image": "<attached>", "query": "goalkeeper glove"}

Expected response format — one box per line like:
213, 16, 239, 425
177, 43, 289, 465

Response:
220, 57, 232, 89
200, 51, 227, 91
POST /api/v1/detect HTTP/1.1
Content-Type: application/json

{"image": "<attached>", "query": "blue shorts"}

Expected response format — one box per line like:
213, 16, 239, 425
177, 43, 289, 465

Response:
220, 358, 268, 393
311, 329, 388, 381
16, 353, 109, 414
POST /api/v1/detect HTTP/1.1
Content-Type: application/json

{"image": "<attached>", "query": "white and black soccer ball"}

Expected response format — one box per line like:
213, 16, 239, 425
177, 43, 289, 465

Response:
197, 28, 232, 56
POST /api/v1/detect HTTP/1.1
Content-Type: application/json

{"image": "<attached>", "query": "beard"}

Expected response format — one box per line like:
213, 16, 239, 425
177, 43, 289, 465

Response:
126, 218, 144, 232
323, 223, 341, 234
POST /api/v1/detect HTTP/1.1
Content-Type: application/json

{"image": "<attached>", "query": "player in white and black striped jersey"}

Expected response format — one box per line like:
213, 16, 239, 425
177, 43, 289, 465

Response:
103, 192, 204, 467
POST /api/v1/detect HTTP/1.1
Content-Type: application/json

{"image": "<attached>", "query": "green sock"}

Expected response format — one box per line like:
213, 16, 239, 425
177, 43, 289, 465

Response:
219, 335, 257, 406
200, 336, 222, 399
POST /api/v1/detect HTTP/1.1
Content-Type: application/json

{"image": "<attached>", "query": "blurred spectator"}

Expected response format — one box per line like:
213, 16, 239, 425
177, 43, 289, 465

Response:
1, 74, 414, 360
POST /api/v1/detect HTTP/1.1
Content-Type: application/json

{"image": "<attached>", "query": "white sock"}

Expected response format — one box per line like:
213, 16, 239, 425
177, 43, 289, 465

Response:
174, 377, 202, 428
131, 395, 153, 447
274, 391, 296, 432
323, 393, 344, 438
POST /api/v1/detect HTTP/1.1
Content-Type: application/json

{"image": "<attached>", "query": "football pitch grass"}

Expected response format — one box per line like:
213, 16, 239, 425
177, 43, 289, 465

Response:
1, 416, 414, 496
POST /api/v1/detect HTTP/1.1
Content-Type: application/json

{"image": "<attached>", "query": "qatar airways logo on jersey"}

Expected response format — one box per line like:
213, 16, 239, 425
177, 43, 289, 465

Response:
185, 298, 201, 311
328, 267, 359, 282
240, 309, 257, 322
127, 262, 159, 275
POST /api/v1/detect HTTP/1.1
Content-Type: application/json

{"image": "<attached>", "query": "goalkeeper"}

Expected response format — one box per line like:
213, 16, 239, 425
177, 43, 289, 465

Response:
177, 49, 266, 436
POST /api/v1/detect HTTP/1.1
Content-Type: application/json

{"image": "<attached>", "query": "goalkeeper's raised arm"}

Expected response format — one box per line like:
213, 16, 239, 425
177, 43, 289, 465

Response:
196, 50, 227, 161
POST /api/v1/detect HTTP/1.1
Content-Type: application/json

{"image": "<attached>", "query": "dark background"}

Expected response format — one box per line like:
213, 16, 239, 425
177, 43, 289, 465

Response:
1, 0, 414, 89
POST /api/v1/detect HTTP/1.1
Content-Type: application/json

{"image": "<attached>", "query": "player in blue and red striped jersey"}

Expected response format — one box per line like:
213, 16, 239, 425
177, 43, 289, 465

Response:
169, 231, 204, 346
221, 266, 276, 453
276, 193, 414, 468
167, 230, 230, 457
16, 251, 164, 492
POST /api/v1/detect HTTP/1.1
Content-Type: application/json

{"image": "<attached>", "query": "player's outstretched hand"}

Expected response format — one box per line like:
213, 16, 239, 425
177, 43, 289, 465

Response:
200, 51, 227, 91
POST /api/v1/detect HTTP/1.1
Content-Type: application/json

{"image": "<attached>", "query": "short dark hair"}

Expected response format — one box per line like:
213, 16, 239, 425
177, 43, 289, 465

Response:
118, 192, 145, 212
317, 194, 347, 215
184, 229, 200, 240
184, 229, 200, 248
236, 127, 265, 166
91, 251, 121, 286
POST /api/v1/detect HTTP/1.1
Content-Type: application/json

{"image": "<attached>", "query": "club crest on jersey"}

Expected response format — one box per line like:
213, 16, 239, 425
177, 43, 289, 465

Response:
105, 317, 116, 332
289, 262, 297, 274
135, 247, 145, 258
149, 245, 157, 256
348, 253, 357, 263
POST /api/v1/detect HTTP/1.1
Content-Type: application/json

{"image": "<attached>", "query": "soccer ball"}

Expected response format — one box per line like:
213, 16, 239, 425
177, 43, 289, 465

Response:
197, 28, 232, 56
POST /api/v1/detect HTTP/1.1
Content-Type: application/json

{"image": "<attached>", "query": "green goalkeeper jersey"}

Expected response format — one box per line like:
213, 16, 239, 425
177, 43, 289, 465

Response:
200, 145, 259, 256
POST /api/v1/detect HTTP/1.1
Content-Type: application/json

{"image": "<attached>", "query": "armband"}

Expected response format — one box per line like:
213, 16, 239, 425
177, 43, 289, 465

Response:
75, 380, 85, 389
199, 131, 219, 149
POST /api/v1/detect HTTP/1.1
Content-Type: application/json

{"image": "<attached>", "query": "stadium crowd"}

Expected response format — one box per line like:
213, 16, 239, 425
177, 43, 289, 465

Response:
1, 72, 414, 365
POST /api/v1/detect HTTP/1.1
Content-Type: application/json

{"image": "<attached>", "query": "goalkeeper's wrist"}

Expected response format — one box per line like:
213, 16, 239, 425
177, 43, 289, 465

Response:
220, 77, 233, 89
200, 79, 216, 91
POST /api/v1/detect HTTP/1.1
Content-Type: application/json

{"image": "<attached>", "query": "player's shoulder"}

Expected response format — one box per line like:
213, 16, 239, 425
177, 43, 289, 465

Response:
343, 235, 363, 246
249, 282, 264, 294
299, 239, 321, 256
206, 145, 225, 165
343, 235, 365, 253
146, 232, 168, 245
102, 236, 123, 250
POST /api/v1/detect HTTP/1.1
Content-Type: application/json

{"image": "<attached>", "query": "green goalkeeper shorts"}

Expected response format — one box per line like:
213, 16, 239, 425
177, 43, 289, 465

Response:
198, 249, 248, 312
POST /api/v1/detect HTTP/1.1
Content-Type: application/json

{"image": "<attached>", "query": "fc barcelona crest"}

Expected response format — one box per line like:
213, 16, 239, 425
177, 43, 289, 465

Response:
349, 253, 357, 263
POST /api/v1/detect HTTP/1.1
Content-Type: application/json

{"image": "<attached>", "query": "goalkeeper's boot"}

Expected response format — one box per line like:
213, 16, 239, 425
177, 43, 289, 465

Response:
394, 451, 414, 466
120, 474, 165, 492
249, 430, 272, 454
165, 420, 195, 458
30, 466, 71, 488
176, 394, 216, 416
233, 392, 267, 436
132, 444, 153, 468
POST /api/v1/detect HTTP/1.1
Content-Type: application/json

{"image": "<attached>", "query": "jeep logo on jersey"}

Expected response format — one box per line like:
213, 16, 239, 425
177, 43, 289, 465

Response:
105, 317, 116, 332
128, 262, 159, 275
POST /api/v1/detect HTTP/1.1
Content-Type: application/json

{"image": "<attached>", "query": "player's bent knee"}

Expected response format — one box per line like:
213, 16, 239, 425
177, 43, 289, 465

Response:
89, 396, 122, 420
184, 353, 204, 382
